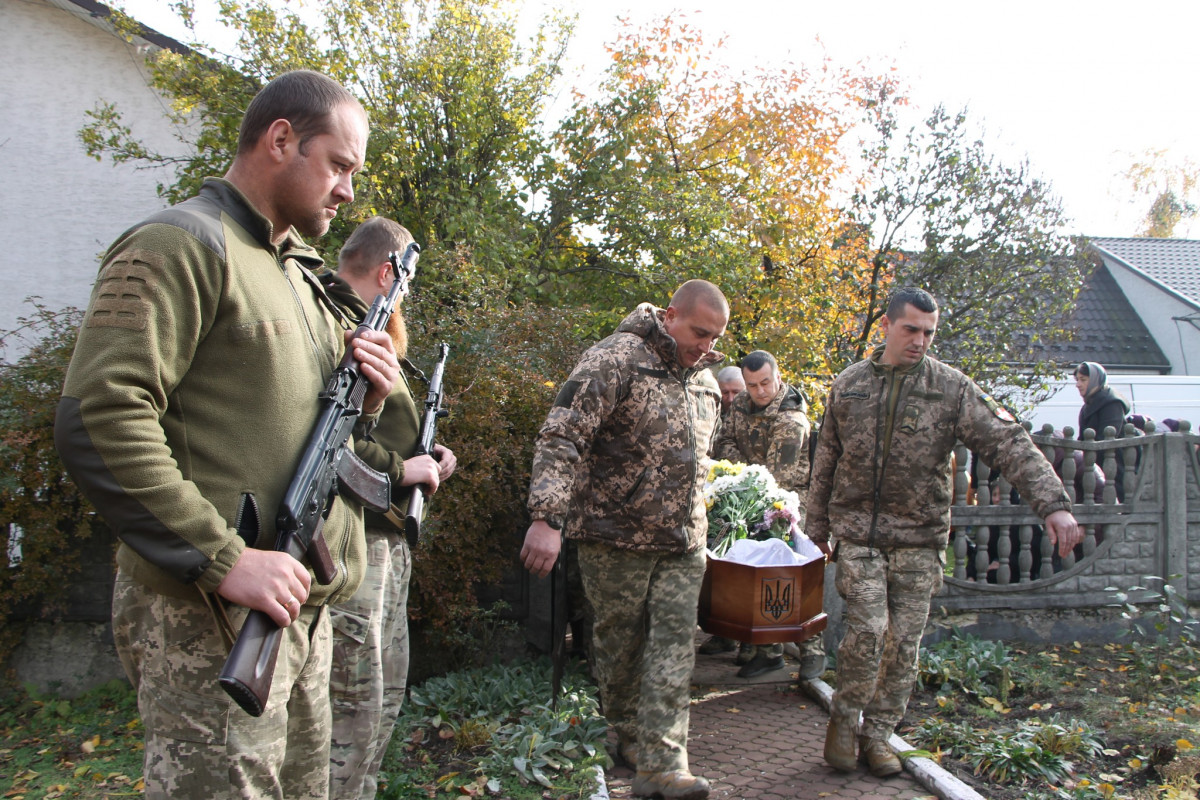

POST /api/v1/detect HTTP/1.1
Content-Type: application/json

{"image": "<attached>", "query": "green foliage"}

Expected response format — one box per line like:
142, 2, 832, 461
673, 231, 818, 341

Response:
918, 628, 1015, 702
384, 659, 606, 797
406, 297, 586, 639
0, 302, 99, 656
1107, 576, 1200, 689
911, 715, 1103, 787
0, 679, 143, 797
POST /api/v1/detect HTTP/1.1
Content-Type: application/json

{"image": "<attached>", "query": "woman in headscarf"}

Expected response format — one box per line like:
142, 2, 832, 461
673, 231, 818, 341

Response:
1074, 362, 1130, 440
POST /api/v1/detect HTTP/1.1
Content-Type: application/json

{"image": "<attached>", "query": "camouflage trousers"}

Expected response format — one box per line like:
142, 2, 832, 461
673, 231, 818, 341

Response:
576, 541, 705, 774
829, 542, 943, 741
328, 528, 412, 800
111, 569, 332, 800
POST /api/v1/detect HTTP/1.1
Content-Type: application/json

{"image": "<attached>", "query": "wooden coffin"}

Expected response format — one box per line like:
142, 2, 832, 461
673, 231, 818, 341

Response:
698, 552, 827, 645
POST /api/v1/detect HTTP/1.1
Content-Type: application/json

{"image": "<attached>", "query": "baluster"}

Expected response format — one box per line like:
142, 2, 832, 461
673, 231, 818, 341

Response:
953, 443, 969, 507
1082, 520, 1096, 558
1079, 443, 1094, 506
1039, 521, 1054, 577
953, 526, 967, 580
1121, 427, 1138, 503
1097, 427, 1118, 505
1017, 523, 1032, 582
974, 456, 991, 581
1064, 443, 1080, 505
997, 524, 1012, 585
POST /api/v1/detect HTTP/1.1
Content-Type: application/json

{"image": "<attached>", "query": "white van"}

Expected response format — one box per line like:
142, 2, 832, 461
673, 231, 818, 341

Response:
1017, 374, 1200, 434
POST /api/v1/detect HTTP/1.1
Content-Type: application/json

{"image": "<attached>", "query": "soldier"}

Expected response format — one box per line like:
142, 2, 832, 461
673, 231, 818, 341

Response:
710, 350, 824, 680
54, 71, 399, 799
521, 280, 728, 800
323, 217, 457, 800
807, 287, 1081, 779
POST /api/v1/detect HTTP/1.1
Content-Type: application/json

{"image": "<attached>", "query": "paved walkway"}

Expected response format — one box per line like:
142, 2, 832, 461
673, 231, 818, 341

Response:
596, 637, 976, 799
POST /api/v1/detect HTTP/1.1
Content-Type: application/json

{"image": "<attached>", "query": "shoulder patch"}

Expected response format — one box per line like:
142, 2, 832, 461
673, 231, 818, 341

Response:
981, 393, 1016, 423
554, 379, 584, 408
87, 249, 161, 331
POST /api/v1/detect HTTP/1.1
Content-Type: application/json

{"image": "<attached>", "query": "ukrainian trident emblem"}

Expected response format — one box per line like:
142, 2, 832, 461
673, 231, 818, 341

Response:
760, 577, 794, 622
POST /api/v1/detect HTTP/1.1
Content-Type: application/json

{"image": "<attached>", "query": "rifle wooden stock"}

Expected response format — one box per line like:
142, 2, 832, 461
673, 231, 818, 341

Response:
218, 242, 421, 717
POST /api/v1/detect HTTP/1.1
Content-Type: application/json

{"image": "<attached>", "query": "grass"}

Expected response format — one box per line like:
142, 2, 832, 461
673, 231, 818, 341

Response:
900, 630, 1200, 799
6, 624, 1200, 799
0, 678, 144, 799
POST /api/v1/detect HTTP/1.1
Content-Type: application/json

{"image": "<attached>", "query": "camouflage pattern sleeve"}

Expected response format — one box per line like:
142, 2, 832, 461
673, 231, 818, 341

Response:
766, 406, 811, 497
527, 338, 629, 524
805, 396, 840, 545
954, 381, 1071, 519
713, 410, 740, 462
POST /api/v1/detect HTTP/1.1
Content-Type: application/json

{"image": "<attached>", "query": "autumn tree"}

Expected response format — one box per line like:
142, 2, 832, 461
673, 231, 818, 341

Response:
830, 101, 1087, 405
1122, 148, 1199, 238
540, 16, 892, 388
87, 0, 570, 305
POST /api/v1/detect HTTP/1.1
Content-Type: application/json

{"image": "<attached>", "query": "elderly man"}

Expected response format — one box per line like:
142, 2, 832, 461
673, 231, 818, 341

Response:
808, 287, 1081, 779
715, 365, 746, 421
521, 279, 728, 800
711, 350, 824, 679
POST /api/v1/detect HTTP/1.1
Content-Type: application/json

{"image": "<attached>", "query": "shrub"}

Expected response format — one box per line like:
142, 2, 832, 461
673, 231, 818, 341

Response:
0, 302, 99, 662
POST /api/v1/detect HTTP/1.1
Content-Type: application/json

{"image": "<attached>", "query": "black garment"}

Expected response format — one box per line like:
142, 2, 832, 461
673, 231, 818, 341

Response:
1077, 386, 1130, 441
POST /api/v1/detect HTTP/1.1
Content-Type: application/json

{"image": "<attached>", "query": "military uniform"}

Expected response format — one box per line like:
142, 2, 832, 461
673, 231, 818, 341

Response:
321, 274, 422, 800
56, 179, 369, 799
528, 303, 722, 775
807, 349, 1070, 748
714, 383, 819, 667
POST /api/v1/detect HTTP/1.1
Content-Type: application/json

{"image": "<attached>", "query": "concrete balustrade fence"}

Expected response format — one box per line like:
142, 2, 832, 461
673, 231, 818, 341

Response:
926, 419, 1200, 643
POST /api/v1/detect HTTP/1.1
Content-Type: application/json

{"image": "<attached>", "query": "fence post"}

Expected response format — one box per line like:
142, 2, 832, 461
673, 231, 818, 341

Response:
1163, 432, 1188, 595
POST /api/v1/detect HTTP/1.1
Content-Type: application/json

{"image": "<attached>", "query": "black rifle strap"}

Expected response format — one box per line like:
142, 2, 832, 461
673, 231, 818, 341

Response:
300, 267, 355, 330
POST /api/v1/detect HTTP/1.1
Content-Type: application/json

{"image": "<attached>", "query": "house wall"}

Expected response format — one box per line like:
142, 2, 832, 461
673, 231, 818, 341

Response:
1101, 256, 1200, 376
0, 0, 190, 341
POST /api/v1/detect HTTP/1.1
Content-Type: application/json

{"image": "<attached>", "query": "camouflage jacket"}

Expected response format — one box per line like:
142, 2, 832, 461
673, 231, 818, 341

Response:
527, 304, 724, 553
806, 350, 1070, 550
714, 383, 812, 504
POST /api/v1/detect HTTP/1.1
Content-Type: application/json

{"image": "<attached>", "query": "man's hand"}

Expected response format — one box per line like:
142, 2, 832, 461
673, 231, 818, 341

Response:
400, 454, 442, 494
1044, 509, 1082, 558
433, 444, 458, 481
347, 329, 400, 414
521, 519, 562, 579
216, 548, 312, 628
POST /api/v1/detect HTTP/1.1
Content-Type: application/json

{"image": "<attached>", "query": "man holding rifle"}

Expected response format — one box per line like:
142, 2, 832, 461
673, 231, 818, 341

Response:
322, 217, 457, 800
55, 71, 397, 799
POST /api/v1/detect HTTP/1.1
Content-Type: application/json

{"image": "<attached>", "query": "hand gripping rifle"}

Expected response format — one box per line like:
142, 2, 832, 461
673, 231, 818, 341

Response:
386, 342, 450, 548
218, 242, 421, 717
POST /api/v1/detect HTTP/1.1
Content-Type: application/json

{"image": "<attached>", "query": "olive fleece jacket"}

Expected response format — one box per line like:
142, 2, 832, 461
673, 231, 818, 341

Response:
55, 179, 369, 604
527, 303, 724, 553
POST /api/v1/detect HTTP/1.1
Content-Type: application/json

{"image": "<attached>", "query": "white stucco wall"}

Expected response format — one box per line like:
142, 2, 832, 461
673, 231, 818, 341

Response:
0, 0, 192, 343
1101, 258, 1200, 376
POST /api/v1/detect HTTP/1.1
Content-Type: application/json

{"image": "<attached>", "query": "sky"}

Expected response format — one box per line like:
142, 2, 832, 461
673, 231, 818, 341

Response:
118, 0, 1200, 239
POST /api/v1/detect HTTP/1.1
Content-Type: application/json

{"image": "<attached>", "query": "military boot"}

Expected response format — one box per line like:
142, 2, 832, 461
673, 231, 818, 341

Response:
823, 714, 858, 772
858, 736, 902, 777
631, 770, 710, 799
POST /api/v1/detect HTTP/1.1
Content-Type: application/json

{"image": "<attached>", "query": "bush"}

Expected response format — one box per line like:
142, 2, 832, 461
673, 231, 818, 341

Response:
0, 302, 99, 662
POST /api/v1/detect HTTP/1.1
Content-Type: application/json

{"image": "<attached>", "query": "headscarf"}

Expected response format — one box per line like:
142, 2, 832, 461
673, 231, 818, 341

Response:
1076, 361, 1108, 398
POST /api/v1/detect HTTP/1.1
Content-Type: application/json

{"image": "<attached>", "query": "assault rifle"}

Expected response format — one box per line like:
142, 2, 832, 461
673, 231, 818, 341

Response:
386, 342, 450, 547
219, 242, 421, 717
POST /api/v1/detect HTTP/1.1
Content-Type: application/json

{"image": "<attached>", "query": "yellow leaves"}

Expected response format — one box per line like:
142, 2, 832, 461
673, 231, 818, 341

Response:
981, 697, 1010, 713
80, 734, 100, 754
936, 696, 951, 708
1177, 738, 1195, 751
1029, 702, 1052, 711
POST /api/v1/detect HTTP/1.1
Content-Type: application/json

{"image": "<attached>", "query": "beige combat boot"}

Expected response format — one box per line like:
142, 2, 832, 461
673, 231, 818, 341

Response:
858, 736, 902, 777
631, 769, 711, 799
823, 714, 858, 772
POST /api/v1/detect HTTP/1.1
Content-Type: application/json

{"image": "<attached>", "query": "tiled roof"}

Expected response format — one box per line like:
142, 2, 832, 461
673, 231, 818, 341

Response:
1090, 237, 1200, 309
1015, 260, 1171, 371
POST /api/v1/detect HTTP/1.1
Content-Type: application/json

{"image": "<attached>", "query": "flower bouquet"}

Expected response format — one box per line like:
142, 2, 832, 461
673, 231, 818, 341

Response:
703, 460, 804, 557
